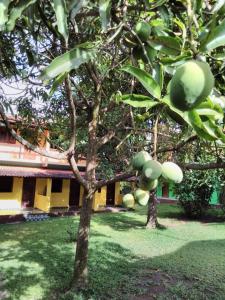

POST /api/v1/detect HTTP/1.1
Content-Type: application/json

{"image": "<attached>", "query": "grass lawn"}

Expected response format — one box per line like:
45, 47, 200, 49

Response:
0, 204, 225, 300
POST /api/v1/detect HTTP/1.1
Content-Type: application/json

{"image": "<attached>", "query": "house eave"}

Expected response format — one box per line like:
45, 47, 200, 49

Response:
0, 159, 85, 171
0, 165, 85, 179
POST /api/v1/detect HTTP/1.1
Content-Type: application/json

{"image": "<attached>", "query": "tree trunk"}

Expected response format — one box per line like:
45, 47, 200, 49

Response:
146, 191, 158, 229
70, 189, 94, 290
70, 68, 101, 290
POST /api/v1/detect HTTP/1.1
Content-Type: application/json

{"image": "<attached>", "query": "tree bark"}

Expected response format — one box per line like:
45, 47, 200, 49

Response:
71, 67, 101, 290
146, 192, 158, 229
70, 189, 94, 290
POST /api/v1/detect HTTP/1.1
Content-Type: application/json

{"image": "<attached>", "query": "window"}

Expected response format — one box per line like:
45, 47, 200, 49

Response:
0, 176, 13, 192
51, 178, 63, 193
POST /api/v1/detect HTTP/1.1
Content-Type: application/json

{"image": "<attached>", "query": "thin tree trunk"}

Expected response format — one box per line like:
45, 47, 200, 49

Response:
146, 191, 158, 229
70, 66, 101, 290
70, 189, 94, 289
146, 115, 159, 229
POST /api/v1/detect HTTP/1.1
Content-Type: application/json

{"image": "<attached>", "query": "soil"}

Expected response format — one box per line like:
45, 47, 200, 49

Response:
0, 273, 9, 300
128, 269, 194, 300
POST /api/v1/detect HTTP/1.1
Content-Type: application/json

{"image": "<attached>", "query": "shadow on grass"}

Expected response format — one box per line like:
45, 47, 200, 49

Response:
92, 204, 184, 232
58, 237, 225, 299
133, 204, 184, 219
0, 216, 225, 300
92, 211, 146, 231
136, 203, 225, 224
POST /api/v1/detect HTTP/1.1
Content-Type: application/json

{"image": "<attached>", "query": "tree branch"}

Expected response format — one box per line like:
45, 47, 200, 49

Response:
64, 75, 88, 187
97, 112, 131, 148
181, 161, 225, 170
0, 104, 68, 160
124, 127, 171, 138
69, 155, 88, 190
64, 75, 76, 152
97, 171, 135, 189
153, 115, 159, 160
151, 134, 197, 156
70, 77, 90, 108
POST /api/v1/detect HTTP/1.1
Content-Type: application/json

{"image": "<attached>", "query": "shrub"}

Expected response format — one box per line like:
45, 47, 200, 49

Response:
219, 183, 225, 214
175, 170, 215, 218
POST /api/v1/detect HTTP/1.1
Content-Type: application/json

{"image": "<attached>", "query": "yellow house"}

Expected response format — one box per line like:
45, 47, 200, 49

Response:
0, 118, 124, 217
0, 168, 123, 215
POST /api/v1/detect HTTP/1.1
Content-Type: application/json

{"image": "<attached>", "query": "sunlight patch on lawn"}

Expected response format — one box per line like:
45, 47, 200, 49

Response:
18, 284, 44, 300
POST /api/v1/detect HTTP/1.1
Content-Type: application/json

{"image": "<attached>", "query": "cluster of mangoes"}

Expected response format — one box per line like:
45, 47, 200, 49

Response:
123, 21, 152, 63
123, 151, 183, 208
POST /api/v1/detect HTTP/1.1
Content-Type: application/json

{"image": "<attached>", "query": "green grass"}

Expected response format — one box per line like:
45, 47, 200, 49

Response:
0, 204, 225, 300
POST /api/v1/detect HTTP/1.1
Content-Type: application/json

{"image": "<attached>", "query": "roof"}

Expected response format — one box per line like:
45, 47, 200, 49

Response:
0, 115, 48, 129
0, 166, 85, 179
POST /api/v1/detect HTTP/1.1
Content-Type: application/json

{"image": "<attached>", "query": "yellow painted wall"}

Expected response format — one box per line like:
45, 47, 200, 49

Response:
35, 178, 50, 196
50, 179, 70, 207
0, 177, 23, 209
34, 195, 51, 212
79, 185, 107, 211
93, 186, 107, 211
115, 182, 122, 205
34, 178, 51, 212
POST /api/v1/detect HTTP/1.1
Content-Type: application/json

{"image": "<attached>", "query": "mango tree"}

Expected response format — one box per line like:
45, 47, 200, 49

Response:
0, 0, 225, 292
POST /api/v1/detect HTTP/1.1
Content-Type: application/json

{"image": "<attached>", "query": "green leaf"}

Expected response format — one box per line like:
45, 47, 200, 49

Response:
202, 119, 222, 140
148, 36, 181, 56
147, 0, 168, 9
152, 64, 164, 91
188, 111, 217, 141
173, 18, 187, 48
212, 51, 225, 60
196, 98, 214, 109
195, 0, 203, 13
121, 65, 161, 99
162, 96, 225, 141
215, 127, 225, 143
211, 95, 225, 109
120, 94, 159, 108
53, 0, 69, 42
161, 95, 190, 125
145, 45, 157, 64
195, 108, 223, 121
40, 45, 96, 81
200, 18, 225, 52
196, 98, 224, 119
212, 0, 225, 13
6, 0, 37, 31
158, 6, 170, 27
49, 72, 68, 97
99, 0, 111, 32
0, 0, 11, 30
160, 51, 192, 65
69, 0, 89, 19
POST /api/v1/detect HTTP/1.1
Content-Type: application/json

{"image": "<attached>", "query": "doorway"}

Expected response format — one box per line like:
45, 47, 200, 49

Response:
22, 178, 36, 207
106, 183, 115, 205
162, 183, 169, 198
69, 179, 80, 207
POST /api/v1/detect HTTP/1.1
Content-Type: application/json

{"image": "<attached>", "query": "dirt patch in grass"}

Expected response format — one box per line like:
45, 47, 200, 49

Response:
129, 269, 194, 300
0, 273, 9, 300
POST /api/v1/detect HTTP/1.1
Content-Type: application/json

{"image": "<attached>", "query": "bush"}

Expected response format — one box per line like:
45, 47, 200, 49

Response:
219, 184, 225, 214
120, 182, 133, 195
175, 170, 215, 218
